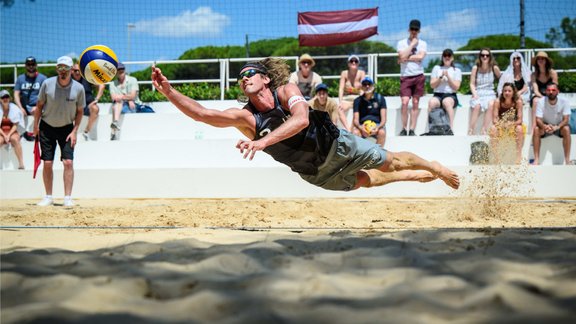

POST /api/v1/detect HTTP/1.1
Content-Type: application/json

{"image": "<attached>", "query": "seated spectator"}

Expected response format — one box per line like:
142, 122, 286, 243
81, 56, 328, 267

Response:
489, 83, 524, 164
108, 62, 141, 140
468, 48, 501, 135
352, 77, 387, 147
497, 51, 531, 105
532, 82, 571, 165
308, 83, 339, 124
289, 54, 323, 100
0, 90, 26, 169
13, 56, 47, 141
530, 51, 558, 133
338, 55, 366, 131
428, 48, 461, 129
71, 63, 104, 141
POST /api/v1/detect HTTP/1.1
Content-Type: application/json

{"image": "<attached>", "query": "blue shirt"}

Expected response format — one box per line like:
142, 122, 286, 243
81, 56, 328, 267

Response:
353, 93, 387, 124
15, 73, 47, 107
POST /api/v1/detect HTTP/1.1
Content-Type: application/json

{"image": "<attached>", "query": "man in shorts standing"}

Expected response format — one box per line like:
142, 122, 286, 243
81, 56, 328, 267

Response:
397, 19, 427, 136
33, 56, 85, 207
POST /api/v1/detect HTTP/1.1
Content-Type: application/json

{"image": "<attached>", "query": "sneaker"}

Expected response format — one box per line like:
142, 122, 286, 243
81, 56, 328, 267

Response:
37, 197, 54, 206
408, 130, 416, 136
63, 198, 75, 207
110, 134, 117, 141
399, 129, 407, 136
110, 121, 121, 131
82, 132, 90, 141
23, 132, 35, 141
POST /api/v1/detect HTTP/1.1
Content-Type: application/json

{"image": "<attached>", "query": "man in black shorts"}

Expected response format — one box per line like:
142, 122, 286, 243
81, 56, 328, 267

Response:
34, 56, 85, 207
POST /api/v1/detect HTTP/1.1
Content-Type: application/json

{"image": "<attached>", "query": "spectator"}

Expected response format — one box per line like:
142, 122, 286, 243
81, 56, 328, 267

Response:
289, 54, 323, 100
13, 56, 47, 141
428, 48, 461, 129
33, 56, 85, 207
489, 83, 524, 164
497, 51, 531, 104
109, 62, 141, 140
71, 63, 104, 141
0, 90, 25, 169
468, 48, 501, 135
352, 77, 387, 147
530, 51, 558, 133
397, 19, 427, 136
308, 83, 339, 124
337, 54, 366, 131
532, 82, 571, 165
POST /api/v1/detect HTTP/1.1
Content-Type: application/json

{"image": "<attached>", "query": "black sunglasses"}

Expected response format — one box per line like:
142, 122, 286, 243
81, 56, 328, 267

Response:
349, 59, 359, 64
362, 82, 372, 86
238, 69, 263, 80
410, 28, 420, 32
1, 96, 10, 99
480, 53, 490, 58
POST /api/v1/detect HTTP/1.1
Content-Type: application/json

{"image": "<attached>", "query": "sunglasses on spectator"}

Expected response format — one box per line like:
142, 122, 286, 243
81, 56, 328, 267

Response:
480, 54, 490, 58
56, 65, 71, 71
362, 82, 372, 86
443, 54, 452, 58
1, 96, 10, 99
546, 87, 558, 92
238, 69, 264, 80
513, 57, 521, 61
349, 59, 359, 64
72, 69, 81, 72
410, 28, 420, 32
300, 61, 311, 66
26, 63, 36, 66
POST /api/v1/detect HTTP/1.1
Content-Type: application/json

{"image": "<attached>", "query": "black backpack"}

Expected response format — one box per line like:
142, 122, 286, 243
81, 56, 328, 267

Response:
421, 107, 453, 136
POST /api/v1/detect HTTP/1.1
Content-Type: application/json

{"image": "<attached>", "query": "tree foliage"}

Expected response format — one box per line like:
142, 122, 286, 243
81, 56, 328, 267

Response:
546, 17, 576, 47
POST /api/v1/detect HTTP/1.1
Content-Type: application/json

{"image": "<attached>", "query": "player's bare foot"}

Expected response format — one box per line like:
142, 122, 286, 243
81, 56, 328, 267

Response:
431, 161, 460, 189
417, 170, 437, 183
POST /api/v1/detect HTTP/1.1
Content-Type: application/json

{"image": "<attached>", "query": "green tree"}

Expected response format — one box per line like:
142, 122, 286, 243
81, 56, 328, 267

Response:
546, 17, 576, 47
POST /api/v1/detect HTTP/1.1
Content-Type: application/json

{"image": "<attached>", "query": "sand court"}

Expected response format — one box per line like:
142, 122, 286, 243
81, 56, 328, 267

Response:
2, 198, 576, 323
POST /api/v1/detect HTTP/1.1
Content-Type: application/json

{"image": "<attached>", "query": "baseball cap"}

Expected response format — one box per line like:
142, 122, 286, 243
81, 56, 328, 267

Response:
299, 54, 315, 67
348, 54, 360, 62
0, 89, 11, 98
56, 56, 73, 67
25, 56, 36, 64
409, 19, 421, 30
361, 76, 374, 85
315, 83, 328, 92
117, 62, 125, 70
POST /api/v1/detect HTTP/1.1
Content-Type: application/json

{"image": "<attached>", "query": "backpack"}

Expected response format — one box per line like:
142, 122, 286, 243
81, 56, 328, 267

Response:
421, 107, 453, 136
470, 141, 489, 164
136, 104, 155, 113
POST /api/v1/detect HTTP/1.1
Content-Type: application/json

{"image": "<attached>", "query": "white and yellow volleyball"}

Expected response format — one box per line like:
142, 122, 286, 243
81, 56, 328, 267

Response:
79, 45, 119, 85
363, 120, 377, 132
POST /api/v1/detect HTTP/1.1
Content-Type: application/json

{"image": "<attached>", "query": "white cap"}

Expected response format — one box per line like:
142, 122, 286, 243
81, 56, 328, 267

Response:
56, 56, 73, 67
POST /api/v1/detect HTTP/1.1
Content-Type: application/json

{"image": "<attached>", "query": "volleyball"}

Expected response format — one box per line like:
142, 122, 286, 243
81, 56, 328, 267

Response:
363, 120, 377, 132
78, 45, 119, 85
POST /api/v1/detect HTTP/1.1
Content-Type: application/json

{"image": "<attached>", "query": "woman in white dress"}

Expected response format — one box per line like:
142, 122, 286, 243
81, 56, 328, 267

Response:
468, 48, 501, 135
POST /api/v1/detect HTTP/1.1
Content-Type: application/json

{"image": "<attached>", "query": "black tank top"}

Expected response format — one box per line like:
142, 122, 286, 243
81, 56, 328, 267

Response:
246, 91, 339, 175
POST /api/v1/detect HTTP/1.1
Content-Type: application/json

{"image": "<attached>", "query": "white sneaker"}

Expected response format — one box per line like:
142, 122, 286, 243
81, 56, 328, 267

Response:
82, 132, 90, 141
37, 197, 54, 206
63, 198, 75, 207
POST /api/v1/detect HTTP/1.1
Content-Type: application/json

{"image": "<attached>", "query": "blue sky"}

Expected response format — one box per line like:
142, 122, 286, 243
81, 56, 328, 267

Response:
1, 0, 574, 65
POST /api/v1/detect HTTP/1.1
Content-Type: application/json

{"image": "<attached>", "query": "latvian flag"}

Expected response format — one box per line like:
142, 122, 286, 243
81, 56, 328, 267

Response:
298, 8, 378, 47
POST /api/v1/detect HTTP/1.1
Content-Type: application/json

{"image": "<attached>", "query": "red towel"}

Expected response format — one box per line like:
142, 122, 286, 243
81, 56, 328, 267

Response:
33, 136, 41, 179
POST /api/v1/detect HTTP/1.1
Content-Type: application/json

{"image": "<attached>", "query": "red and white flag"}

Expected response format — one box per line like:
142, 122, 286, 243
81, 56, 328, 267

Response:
298, 8, 378, 47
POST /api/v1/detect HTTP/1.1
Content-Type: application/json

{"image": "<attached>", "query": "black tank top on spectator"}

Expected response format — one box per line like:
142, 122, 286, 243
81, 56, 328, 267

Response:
536, 77, 552, 95
246, 90, 339, 175
514, 77, 525, 92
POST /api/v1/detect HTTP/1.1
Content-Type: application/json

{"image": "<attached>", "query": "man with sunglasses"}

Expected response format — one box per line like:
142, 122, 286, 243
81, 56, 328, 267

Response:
151, 58, 459, 191
397, 19, 427, 136
14, 56, 47, 141
33, 56, 86, 207
532, 82, 572, 165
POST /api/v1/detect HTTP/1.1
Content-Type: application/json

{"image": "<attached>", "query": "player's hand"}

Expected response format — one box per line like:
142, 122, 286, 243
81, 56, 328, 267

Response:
236, 139, 265, 160
151, 65, 171, 95
67, 132, 77, 148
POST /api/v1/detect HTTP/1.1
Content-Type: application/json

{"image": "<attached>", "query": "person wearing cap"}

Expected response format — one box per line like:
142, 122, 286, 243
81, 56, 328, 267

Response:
532, 82, 571, 165
428, 48, 462, 130
288, 54, 323, 100
352, 77, 387, 147
337, 54, 366, 131
308, 83, 339, 124
108, 62, 141, 140
152, 57, 460, 191
13, 56, 47, 141
0, 89, 26, 169
397, 19, 427, 136
34, 56, 86, 207
530, 51, 558, 133
71, 62, 105, 141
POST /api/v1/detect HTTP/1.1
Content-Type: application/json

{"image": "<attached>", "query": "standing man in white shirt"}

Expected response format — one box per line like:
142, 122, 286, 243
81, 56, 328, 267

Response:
532, 82, 572, 165
397, 19, 427, 136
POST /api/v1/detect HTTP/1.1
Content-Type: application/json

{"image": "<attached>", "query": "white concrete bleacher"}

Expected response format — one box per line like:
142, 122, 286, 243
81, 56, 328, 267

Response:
1, 94, 575, 199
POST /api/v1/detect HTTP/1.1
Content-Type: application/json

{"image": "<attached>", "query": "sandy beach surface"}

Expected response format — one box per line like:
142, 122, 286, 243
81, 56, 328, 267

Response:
2, 198, 576, 323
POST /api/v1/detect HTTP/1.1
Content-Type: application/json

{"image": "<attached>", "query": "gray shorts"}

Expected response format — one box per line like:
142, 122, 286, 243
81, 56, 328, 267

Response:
300, 130, 388, 191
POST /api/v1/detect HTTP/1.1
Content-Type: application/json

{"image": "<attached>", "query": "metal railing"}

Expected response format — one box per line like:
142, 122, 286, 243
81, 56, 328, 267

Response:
1, 48, 574, 100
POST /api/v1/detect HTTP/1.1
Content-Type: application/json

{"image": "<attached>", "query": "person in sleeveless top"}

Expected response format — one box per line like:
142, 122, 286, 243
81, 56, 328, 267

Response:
337, 55, 366, 131
468, 48, 501, 135
151, 57, 460, 191
0, 90, 25, 169
530, 51, 558, 133
288, 54, 322, 100
489, 83, 525, 164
